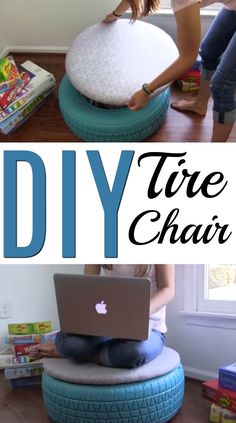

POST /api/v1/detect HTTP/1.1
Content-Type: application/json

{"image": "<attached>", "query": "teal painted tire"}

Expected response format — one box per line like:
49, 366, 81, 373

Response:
42, 364, 184, 423
59, 75, 170, 142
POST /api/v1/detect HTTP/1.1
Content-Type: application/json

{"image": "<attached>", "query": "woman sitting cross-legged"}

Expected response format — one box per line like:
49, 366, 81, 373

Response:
30, 264, 174, 369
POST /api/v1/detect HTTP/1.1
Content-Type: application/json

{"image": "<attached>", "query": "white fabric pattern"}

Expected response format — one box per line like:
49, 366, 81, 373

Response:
66, 19, 178, 106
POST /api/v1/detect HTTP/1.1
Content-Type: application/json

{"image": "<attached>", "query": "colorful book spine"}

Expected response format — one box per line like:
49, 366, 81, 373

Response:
8, 321, 52, 335
0, 71, 31, 109
14, 343, 39, 356
10, 376, 42, 388
0, 354, 43, 369
4, 365, 43, 380
0, 354, 34, 368
5, 330, 58, 345
0, 88, 53, 135
0, 61, 55, 123
13, 355, 32, 364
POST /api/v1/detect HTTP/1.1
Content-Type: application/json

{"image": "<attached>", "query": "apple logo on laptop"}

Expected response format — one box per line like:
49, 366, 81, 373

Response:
95, 300, 107, 314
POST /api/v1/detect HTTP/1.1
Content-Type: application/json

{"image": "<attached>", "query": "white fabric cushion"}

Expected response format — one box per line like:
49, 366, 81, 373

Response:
66, 19, 178, 106
43, 347, 180, 385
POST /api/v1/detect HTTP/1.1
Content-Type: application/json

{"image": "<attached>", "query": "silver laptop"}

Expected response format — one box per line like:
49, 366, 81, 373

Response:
54, 273, 151, 341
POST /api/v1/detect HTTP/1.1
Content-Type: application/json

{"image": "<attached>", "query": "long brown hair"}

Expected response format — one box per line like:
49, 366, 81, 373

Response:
128, 0, 160, 20
102, 265, 151, 277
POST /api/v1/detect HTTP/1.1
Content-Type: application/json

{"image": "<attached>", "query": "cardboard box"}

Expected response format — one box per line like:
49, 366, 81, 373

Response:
4, 364, 43, 380
202, 379, 236, 413
14, 343, 38, 356
10, 376, 42, 388
210, 403, 236, 423
219, 363, 236, 392
0, 61, 55, 123
5, 330, 58, 345
0, 87, 53, 134
8, 321, 52, 335
0, 55, 21, 93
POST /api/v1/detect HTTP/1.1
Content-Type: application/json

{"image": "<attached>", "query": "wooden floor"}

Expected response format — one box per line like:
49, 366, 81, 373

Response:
0, 372, 210, 422
0, 52, 235, 143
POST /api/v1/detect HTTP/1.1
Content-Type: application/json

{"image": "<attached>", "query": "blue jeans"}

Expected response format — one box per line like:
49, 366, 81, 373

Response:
200, 8, 236, 124
55, 329, 165, 369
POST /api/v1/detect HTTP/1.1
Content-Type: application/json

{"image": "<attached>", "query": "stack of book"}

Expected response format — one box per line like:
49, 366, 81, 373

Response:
1, 321, 58, 388
0, 55, 56, 135
1, 354, 44, 388
202, 362, 236, 422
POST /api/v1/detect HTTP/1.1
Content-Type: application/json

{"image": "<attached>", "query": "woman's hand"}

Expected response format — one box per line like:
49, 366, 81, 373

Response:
29, 341, 61, 359
103, 13, 119, 23
128, 90, 149, 111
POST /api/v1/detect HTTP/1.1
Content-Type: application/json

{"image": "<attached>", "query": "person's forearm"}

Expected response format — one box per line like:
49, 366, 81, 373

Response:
147, 4, 200, 94
150, 286, 175, 315
114, 0, 130, 15
148, 54, 198, 94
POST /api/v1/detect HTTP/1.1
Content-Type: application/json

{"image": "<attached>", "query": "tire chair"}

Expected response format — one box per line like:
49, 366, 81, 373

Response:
59, 20, 178, 142
42, 346, 185, 422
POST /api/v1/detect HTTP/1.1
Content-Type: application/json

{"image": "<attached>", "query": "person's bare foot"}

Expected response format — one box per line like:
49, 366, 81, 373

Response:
171, 99, 207, 117
29, 341, 62, 359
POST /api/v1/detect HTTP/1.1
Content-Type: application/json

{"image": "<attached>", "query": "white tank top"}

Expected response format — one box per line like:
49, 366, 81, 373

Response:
102, 265, 167, 333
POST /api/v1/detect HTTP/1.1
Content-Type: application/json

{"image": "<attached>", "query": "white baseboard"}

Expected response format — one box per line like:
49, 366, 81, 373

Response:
184, 365, 217, 381
0, 47, 10, 58
1, 45, 68, 57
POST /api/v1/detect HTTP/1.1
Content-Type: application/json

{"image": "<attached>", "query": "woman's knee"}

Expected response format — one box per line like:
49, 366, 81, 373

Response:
199, 39, 211, 64
199, 39, 219, 73
108, 341, 157, 369
55, 332, 89, 360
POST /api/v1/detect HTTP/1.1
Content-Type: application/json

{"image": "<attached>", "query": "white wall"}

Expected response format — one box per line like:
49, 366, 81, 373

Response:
165, 265, 236, 380
2, 0, 118, 50
0, 22, 7, 57
0, 265, 83, 350
1, 1, 214, 52
0, 40, 6, 58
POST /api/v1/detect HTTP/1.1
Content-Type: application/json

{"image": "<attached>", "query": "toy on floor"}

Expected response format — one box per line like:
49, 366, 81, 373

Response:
176, 55, 201, 92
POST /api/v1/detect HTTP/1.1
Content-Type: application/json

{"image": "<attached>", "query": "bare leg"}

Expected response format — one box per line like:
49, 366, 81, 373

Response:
171, 78, 211, 117
211, 121, 234, 142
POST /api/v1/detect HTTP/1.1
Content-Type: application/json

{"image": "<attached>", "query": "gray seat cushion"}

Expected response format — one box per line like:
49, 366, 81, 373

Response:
43, 346, 180, 385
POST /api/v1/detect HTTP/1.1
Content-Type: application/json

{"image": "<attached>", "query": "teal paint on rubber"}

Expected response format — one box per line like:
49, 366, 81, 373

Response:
59, 75, 170, 142
42, 364, 184, 423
